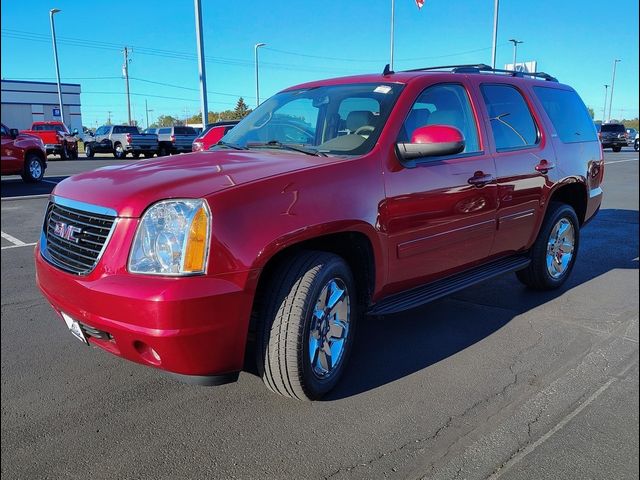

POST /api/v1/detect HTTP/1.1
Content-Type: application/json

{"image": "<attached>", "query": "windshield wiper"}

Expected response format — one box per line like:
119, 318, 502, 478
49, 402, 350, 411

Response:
248, 140, 327, 157
214, 140, 248, 150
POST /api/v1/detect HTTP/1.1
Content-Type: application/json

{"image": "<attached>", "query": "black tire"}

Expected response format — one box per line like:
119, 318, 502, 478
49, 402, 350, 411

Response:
70, 148, 79, 160
612, 146, 622, 152
84, 143, 95, 158
131, 152, 141, 159
113, 142, 126, 159
143, 152, 154, 158
158, 145, 169, 157
60, 142, 69, 160
516, 202, 580, 290
21, 154, 45, 183
257, 251, 357, 400
634, 140, 639, 152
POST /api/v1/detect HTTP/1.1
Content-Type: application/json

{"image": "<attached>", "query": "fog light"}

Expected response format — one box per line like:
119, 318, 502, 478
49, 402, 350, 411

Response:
133, 341, 161, 365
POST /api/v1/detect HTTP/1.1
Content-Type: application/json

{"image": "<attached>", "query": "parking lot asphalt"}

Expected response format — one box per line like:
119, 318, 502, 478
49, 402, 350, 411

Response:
1, 149, 638, 479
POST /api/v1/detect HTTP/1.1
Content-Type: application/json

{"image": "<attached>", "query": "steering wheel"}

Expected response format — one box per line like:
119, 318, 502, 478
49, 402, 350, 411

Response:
354, 125, 375, 136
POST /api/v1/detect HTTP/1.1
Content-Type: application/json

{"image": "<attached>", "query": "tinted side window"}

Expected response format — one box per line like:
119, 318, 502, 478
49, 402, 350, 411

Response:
400, 83, 480, 153
481, 84, 538, 150
534, 87, 597, 143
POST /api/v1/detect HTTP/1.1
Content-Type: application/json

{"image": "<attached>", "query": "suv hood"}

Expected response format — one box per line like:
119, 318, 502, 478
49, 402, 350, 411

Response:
53, 150, 334, 217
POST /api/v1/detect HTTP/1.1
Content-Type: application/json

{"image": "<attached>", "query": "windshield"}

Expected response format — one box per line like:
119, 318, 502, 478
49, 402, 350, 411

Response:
222, 83, 403, 155
33, 124, 65, 132
601, 124, 625, 133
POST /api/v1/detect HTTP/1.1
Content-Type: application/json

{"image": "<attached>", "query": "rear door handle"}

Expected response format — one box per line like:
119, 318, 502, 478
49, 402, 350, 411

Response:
535, 160, 555, 173
467, 172, 494, 187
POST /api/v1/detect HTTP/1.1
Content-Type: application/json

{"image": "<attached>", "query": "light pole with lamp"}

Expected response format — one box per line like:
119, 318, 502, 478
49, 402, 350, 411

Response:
49, 8, 65, 125
254, 43, 266, 108
508, 39, 523, 69
608, 59, 621, 122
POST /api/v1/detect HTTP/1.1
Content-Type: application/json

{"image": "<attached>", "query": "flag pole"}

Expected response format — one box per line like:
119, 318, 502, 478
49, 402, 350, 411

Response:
390, 0, 395, 71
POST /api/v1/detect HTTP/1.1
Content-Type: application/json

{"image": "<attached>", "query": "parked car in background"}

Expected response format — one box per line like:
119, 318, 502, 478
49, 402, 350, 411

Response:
598, 123, 627, 151
192, 121, 239, 152
20, 121, 78, 159
85, 125, 158, 159
35, 65, 604, 400
625, 128, 637, 146
635, 132, 639, 151
1, 123, 47, 182
157, 126, 199, 156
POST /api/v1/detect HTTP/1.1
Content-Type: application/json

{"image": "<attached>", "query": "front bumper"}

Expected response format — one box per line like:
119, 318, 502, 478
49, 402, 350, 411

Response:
35, 246, 257, 381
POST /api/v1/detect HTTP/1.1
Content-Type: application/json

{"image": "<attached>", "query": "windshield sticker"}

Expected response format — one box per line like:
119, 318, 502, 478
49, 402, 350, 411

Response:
374, 85, 392, 94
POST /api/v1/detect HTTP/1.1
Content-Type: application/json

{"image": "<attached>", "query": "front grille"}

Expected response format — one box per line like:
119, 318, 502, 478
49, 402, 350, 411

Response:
42, 201, 116, 275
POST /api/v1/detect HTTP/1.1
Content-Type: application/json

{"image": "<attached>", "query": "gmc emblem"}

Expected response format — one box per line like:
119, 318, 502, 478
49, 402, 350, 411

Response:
53, 221, 82, 243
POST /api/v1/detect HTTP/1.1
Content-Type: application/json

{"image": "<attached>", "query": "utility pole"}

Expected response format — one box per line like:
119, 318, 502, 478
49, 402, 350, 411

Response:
602, 84, 609, 123
608, 59, 621, 122
194, 0, 209, 127
508, 39, 523, 69
145, 100, 153, 129
49, 8, 65, 125
122, 47, 132, 126
491, 0, 499, 69
107, 111, 112, 125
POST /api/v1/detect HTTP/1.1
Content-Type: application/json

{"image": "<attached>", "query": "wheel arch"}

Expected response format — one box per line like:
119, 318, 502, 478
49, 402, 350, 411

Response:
547, 179, 588, 225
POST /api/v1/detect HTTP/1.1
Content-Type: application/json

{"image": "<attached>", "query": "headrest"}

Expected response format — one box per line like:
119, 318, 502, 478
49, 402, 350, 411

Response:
346, 111, 375, 132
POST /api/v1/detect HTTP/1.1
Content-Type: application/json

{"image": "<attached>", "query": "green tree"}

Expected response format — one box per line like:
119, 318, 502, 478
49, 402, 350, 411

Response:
233, 97, 251, 119
587, 107, 595, 119
150, 115, 183, 128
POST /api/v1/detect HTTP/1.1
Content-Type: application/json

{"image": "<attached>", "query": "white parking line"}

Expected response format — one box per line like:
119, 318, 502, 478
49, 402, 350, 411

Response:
1, 231, 36, 250
605, 158, 639, 165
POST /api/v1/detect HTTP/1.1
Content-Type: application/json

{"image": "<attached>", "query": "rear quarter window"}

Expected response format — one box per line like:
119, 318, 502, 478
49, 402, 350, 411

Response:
174, 126, 196, 135
533, 87, 598, 143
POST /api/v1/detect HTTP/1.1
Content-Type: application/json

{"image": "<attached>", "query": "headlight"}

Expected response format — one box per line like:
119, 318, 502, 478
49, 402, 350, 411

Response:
128, 199, 211, 275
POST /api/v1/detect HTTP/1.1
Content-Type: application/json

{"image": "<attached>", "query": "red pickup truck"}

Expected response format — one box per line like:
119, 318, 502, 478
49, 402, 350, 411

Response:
35, 65, 603, 400
21, 121, 78, 159
1, 123, 47, 182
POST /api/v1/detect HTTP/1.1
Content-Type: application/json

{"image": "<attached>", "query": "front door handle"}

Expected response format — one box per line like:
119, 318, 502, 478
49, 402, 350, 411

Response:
535, 160, 555, 173
467, 171, 494, 187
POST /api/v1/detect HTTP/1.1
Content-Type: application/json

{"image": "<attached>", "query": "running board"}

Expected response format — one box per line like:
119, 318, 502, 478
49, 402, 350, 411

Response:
368, 255, 531, 316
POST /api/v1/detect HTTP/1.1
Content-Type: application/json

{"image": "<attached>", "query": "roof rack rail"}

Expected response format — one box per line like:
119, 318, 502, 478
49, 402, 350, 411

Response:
402, 63, 558, 82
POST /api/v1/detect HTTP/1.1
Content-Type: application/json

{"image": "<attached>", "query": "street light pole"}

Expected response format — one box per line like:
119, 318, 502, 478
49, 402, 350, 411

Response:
602, 84, 609, 123
49, 8, 65, 125
608, 59, 621, 122
194, 0, 209, 127
254, 43, 266, 108
491, 0, 499, 69
145, 99, 153, 129
508, 39, 523, 69
122, 47, 132, 125
390, 0, 395, 71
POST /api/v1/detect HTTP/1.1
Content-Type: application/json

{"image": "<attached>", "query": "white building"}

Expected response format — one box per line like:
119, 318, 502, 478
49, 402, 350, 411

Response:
1, 79, 83, 131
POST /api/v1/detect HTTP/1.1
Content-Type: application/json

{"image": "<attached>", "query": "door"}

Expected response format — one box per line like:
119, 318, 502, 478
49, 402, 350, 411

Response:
1, 124, 21, 174
94, 126, 112, 152
478, 83, 555, 255
382, 83, 498, 292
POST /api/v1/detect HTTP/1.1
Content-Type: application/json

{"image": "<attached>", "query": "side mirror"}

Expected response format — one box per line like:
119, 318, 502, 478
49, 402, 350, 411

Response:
72, 128, 79, 135
396, 125, 465, 162
9, 128, 19, 139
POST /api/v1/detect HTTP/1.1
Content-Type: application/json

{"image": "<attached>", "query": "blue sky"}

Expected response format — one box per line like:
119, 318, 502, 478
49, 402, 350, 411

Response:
2, 0, 638, 127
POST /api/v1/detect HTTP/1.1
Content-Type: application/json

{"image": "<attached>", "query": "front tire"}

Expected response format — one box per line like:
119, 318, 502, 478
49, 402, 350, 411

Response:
257, 251, 357, 400
84, 143, 95, 158
516, 202, 580, 290
612, 146, 622, 152
21, 154, 45, 183
635, 139, 639, 152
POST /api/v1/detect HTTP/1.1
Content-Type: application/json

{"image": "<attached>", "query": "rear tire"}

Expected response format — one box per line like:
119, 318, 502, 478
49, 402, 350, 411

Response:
635, 139, 639, 152
143, 152, 154, 158
158, 145, 169, 157
60, 143, 69, 160
113, 142, 126, 159
516, 202, 580, 290
21, 154, 45, 183
612, 146, 622, 152
131, 152, 141, 159
84, 143, 95, 158
257, 251, 357, 400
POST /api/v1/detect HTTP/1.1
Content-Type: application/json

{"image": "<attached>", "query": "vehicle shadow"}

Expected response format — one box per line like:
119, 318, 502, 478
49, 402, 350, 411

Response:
326, 208, 639, 400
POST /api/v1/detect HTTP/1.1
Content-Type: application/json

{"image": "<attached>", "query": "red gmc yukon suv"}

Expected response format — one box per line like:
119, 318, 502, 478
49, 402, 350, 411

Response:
35, 65, 604, 400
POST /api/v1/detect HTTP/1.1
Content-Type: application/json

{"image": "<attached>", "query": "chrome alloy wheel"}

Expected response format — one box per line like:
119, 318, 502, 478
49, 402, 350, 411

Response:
308, 278, 351, 378
546, 218, 575, 279
28, 158, 42, 179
